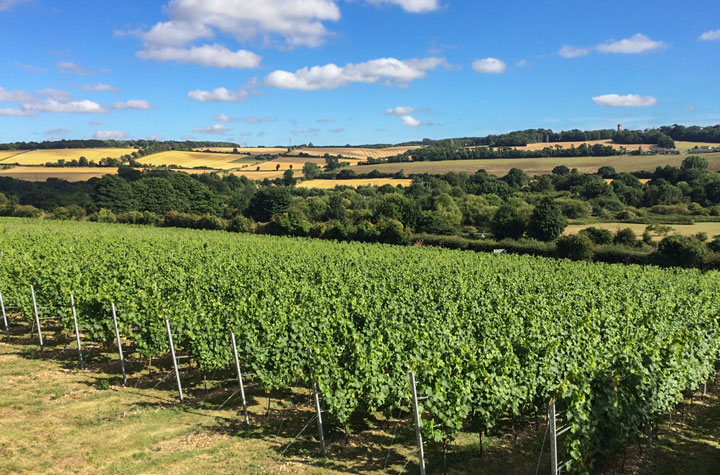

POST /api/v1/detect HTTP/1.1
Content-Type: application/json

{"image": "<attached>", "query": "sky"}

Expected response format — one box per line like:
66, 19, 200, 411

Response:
0, 0, 719, 146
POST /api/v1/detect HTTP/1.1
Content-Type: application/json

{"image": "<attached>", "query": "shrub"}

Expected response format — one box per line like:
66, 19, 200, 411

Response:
614, 228, 637, 246
655, 235, 706, 268
556, 234, 595, 260
491, 204, 527, 240
579, 227, 614, 245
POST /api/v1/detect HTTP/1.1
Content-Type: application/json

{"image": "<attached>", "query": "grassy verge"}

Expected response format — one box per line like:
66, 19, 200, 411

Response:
1, 316, 718, 474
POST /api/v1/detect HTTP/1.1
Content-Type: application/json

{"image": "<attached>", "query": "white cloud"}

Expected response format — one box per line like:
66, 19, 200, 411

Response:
45, 128, 71, 136
137, 0, 341, 50
386, 106, 415, 115
82, 83, 120, 92
557, 45, 591, 58
472, 57, 507, 73
114, 99, 152, 110
264, 56, 446, 90
144, 135, 165, 141
317, 117, 334, 123
213, 114, 235, 122
94, 130, 129, 140
365, 0, 441, 13
37, 88, 72, 102
192, 124, 228, 134
330, 127, 345, 133
0, 86, 34, 102
241, 116, 275, 123
137, 44, 261, 69
0, 0, 28, 12
0, 108, 35, 117
14, 62, 46, 73
700, 29, 720, 41
596, 34, 665, 54
24, 99, 107, 113
592, 94, 658, 107
88, 120, 103, 125
57, 61, 109, 75
238, 132, 252, 136
188, 80, 258, 102
401, 115, 421, 126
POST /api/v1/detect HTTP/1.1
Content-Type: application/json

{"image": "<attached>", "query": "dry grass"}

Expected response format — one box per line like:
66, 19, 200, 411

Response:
298, 178, 413, 189
0, 151, 27, 162
194, 147, 289, 155
137, 151, 262, 170
0, 166, 119, 182
0, 148, 136, 166
230, 170, 286, 180
675, 141, 720, 153
508, 140, 655, 152
564, 222, 720, 241
288, 146, 421, 160
349, 152, 720, 177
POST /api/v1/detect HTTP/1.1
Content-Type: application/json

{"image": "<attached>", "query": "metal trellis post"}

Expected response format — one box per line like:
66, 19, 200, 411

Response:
312, 379, 327, 457
165, 317, 184, 402
409, 371, 426, 475
111, 302, 126, 386
0, 289, 9, 342
30, 285, 44, 354
70, 294, 84, 369
229, 330, 250, 424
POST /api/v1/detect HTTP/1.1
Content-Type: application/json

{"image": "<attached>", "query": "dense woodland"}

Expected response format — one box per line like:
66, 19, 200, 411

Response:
1, 155, 719, 269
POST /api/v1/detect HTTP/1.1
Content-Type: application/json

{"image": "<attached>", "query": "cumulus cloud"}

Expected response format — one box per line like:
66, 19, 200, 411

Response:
0, 86, 34, 103
82, 83, 120, 92
114, 99, 152, 110
401, 115, 421, 126
188, 80, 259, 102
37, 88, 72, 102
330, 127, 345, 133
94, 130, 129, 140
213, 114, 235, 122
24, 99, 107, 113
557, 45, 591, 58
592, 94, 658, 107
133, 0, 341, 53
0, 108, 35, 117
192, 124, 229, 134
386, 106, 415, 115
472, 57, 507, 73
365, 0, 441, 13
264, 56, 447, 90
596, 34, 666, 54
137, 44, 261, 69
700, 29, 720, 41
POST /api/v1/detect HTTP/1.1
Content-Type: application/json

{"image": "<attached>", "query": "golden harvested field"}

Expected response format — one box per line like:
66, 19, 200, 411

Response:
349, 153, 720, 177
193, 147, 289, 155
289, 146, 422, 160
137, 151, 261, 170
564, 222, 720, 241
231, 170, 286, 180
298, 178, 413, 189
0, 151, 27, 162
251, 156, 358, 171
0, 166, 118, 182
506, 140, 656, 152
0, 148, 136, 165
675, 141, 720, 153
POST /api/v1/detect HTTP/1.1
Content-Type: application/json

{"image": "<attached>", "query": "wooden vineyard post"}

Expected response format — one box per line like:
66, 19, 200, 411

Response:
409, 371, 426, 475
0, 289, 9, 342
70, 295, 84, 369
111, 303, 127, 386
165, 317, 184, 402
229, 330, 250, 425
30, 285, 44, 355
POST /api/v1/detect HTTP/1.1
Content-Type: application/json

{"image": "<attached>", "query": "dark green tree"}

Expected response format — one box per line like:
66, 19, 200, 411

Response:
94, 174, 136, 213
527, 198, 567, 241
247, 186, 292, 222
491, 203, 527, 240
302, 162, 323, 180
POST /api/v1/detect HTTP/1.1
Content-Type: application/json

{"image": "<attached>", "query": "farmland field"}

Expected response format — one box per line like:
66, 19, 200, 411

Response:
136, 151, 262, 170
509, 140, 655, 152
349, 152, 720, 176
194, 147, 289, 155
0, 166, 120, 182
288, 146, 422, 160
565, 222, 720, 241
675, 141, 720, 152
1, 218, 719, 472
298, 178, 413, 189
0, 148, 136, 165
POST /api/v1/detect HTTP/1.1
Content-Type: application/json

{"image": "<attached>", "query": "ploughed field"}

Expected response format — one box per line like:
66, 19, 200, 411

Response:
1, 218, 719, 472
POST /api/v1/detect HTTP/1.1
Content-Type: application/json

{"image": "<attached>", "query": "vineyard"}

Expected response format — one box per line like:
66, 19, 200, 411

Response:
1, 218, 719, 473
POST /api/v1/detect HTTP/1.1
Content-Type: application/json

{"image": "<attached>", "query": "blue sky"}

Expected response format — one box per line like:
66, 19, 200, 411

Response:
0, 0, 718, 146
